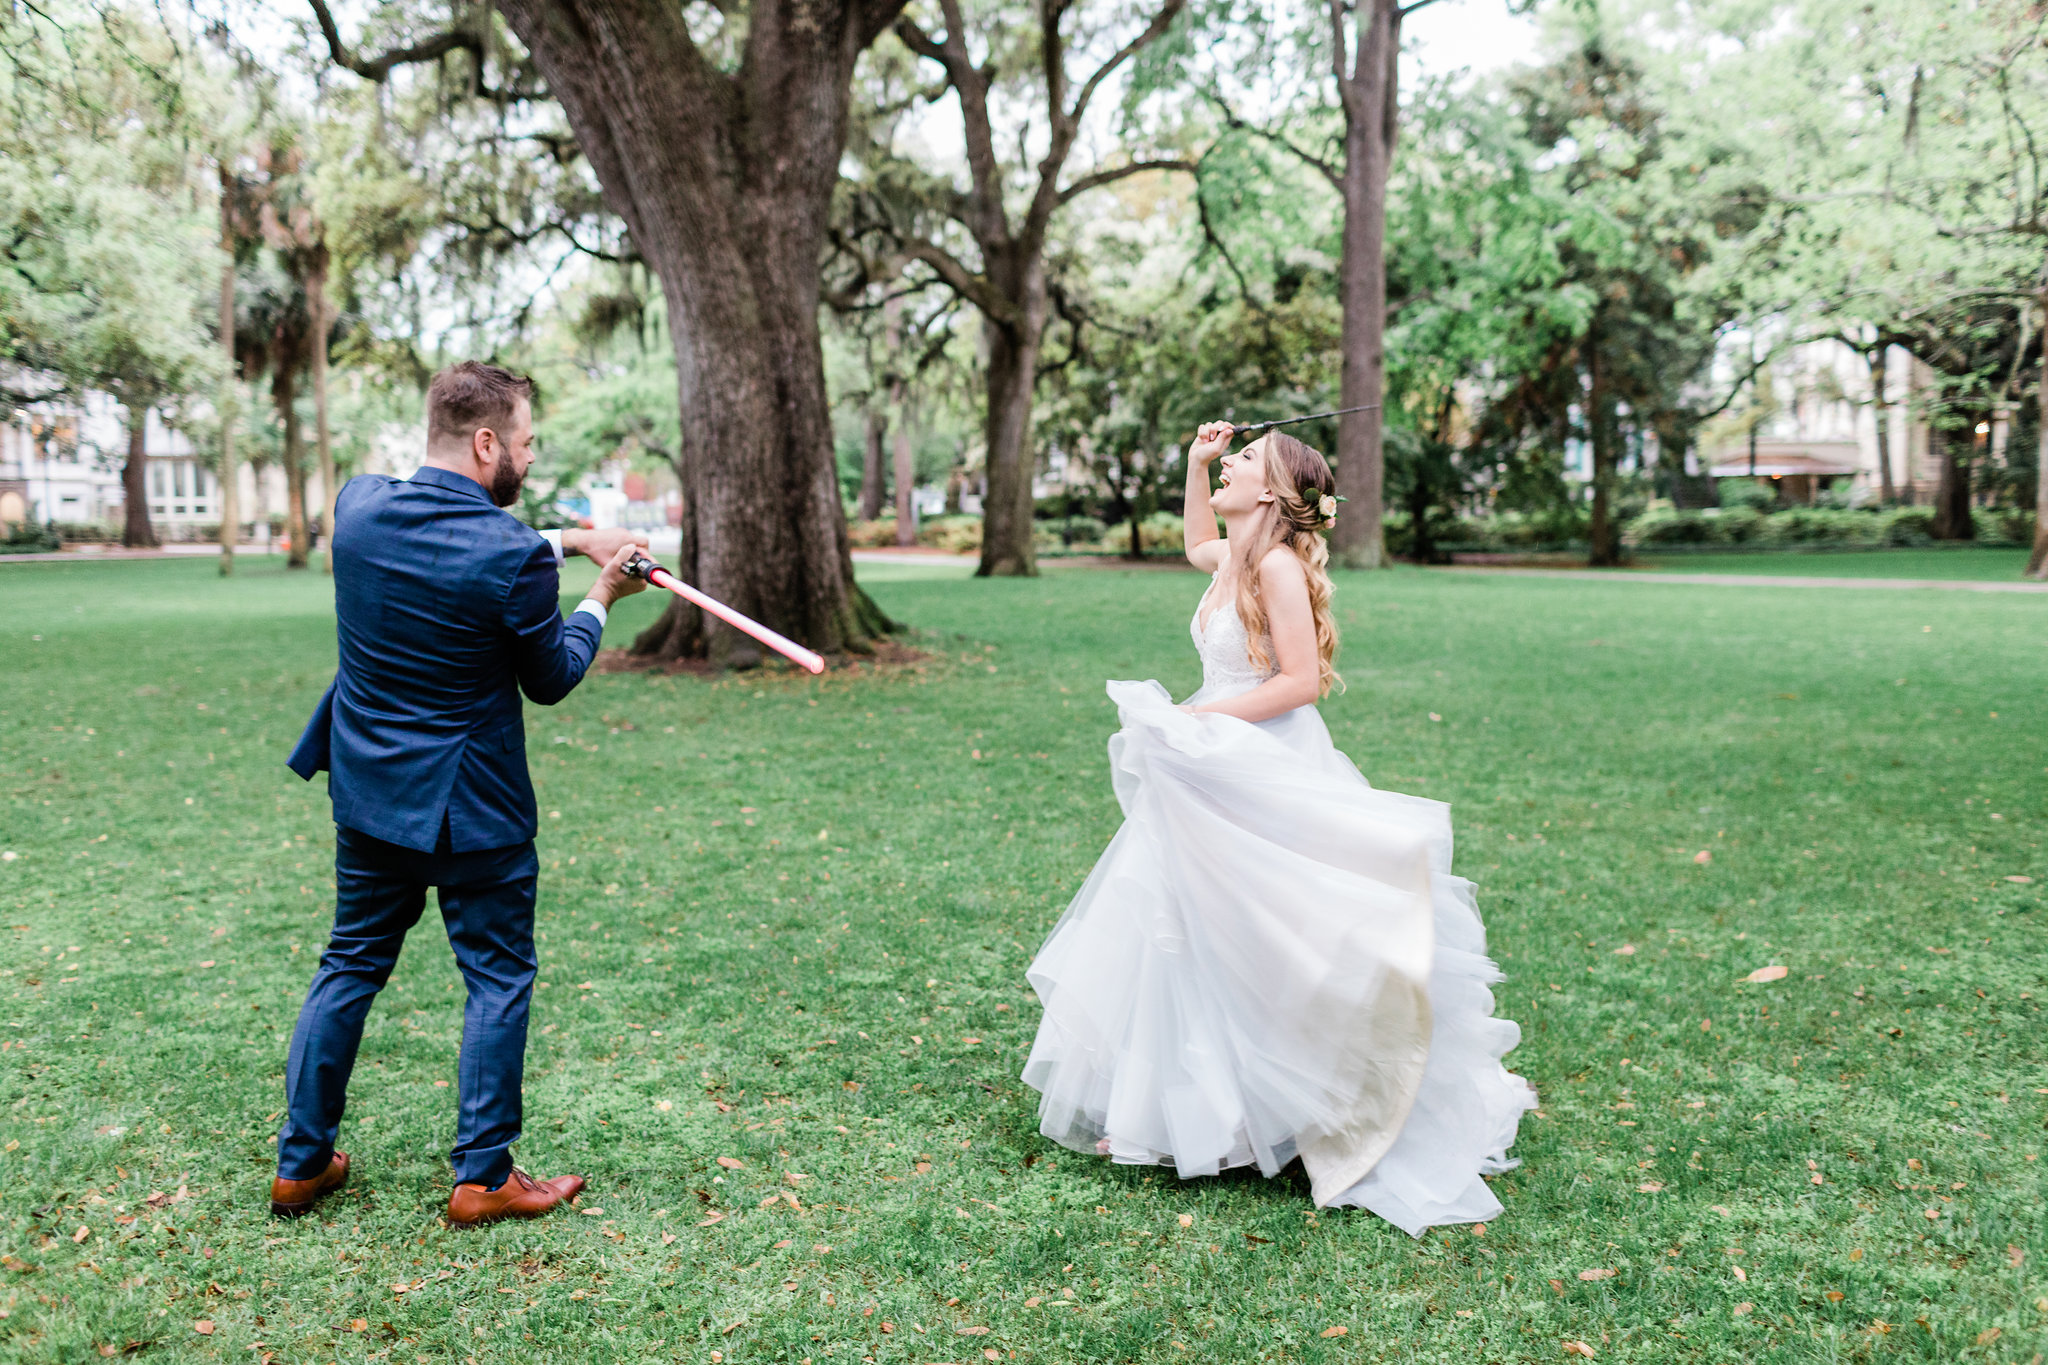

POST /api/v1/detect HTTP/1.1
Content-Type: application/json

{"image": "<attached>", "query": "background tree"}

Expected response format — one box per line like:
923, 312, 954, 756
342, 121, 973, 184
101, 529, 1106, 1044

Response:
0, 2, 224, 547
839, 0, 1196, 576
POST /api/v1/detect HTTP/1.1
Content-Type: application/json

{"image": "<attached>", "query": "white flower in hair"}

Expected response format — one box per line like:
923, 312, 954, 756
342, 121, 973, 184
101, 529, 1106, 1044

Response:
1318, 493, 1337, 525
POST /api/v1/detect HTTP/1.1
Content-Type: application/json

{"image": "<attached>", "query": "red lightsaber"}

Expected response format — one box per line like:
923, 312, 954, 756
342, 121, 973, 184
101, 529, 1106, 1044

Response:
622, 552, 826, 675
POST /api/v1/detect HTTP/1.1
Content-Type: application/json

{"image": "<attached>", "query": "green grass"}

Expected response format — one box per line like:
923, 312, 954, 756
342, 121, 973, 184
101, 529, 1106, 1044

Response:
2, 555, 2045, 1364
1633, 547, 2035, 581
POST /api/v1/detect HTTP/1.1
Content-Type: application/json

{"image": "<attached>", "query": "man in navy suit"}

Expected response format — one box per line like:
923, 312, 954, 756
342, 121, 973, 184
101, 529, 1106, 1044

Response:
272, 361, 647, 1227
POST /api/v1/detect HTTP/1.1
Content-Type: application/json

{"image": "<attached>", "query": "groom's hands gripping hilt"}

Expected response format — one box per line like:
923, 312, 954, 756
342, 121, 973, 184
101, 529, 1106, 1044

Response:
621, 551, 660, 584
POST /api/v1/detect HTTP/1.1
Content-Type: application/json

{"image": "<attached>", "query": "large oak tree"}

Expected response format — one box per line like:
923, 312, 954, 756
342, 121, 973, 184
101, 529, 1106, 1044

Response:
309, 0, 902, 662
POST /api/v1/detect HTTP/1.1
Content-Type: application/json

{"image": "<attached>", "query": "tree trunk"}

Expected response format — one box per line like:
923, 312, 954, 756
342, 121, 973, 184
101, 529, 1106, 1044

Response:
978, 301, 1044, 577
1870, 340, 1895, 506
888, 290, 916, 545
859, 406, 887, 522
497, 0, 896, 664
1328, 0, 1400, 570
310, 245, 338, 573
891, 412, 915, 547
120, 402, 157, 548
2029, 302, 2048, 579
218, 167, 238, 577
1586, 341, 1622, 567
1931, 424, 1973, 541
277, 363, 309, 569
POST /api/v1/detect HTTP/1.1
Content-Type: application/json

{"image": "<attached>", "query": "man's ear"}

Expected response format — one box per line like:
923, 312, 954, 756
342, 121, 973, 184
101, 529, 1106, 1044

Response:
473, 426, 497, 462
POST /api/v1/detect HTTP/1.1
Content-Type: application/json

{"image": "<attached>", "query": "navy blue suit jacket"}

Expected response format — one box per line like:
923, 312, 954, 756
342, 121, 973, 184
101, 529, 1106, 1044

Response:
287, 465, 604, 853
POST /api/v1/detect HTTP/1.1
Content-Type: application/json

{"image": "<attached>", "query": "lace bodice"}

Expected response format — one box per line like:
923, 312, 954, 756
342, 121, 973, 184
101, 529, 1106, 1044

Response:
1190, 579, 1278, 694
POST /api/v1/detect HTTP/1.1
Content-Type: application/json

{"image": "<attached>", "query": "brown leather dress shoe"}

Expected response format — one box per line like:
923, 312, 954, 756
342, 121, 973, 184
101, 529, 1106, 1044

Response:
270, 1151, 350, 1218
446, 1168, 586, 1229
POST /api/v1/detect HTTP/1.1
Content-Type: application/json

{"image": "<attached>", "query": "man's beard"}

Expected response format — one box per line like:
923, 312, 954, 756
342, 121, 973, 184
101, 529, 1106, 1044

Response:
488, 459, 525, 508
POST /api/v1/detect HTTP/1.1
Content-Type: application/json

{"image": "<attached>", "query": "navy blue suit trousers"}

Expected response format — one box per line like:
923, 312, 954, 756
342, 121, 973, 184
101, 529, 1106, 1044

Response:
279, 826, 538, 1187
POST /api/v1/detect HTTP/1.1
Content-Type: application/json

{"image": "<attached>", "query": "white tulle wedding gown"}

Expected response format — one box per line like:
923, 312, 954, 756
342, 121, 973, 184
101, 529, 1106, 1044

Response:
1021, 576, 1537, 1235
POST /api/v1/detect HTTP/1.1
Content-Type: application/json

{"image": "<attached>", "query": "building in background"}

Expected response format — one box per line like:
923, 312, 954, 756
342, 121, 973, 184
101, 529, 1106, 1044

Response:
0, 392, 320, 541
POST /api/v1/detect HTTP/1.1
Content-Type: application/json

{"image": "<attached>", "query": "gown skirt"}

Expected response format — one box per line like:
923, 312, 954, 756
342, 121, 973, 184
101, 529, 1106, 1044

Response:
1021, 675, 1536, 1234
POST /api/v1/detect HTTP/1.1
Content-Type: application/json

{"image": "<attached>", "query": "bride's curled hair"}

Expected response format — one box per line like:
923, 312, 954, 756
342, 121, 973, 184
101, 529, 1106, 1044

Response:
1233, 432, 1342, 696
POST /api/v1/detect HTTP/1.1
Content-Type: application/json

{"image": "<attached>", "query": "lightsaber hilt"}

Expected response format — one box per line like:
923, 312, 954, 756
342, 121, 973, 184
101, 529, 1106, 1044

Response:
620, 552, 827, 675
1228, 402, 1382, 436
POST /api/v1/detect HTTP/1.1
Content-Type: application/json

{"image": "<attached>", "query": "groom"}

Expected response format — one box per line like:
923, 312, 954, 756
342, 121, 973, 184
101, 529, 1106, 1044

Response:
273, 361, 647, 1227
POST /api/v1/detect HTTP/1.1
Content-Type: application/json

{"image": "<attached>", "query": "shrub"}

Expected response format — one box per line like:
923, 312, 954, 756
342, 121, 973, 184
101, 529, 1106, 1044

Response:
1035, 516, 1108, 551
1718, 477, 1777, 512
1101, 511, 1184, 555
0, 522, 61, 555
919, 515, 982, 554
848, 517, 902, 549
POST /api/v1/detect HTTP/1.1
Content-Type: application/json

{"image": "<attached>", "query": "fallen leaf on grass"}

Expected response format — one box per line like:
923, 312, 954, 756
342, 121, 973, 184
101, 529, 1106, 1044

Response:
1577, 1268, 1616, 1281
1177, 1214, 1193, 1228
579, 1207, 605, 1217
1320, 1326, 1348, 1338
716, 1156, 745, 1170
1732, 1303, 1752, 1316
1977, 1328, 2002, 1347
1243, 1233, 1271, 1245
1693, 851, 1711, 865
72, 1227, 89, 1244
1710, 1205, 1732, 1216
1732, 1266, 1748, 1282
1613, 945, 1635, 956
661, 1232, 677, 1245
1636, 1181, 1664, 1193
2006, 1245, 2025, 1268
698, 1211, 726, 1227
956, 1325, 991, 1336
192, 1322, 213, 1336
1825, 1291, 1844, 1302
1741, 965, 1788, 984
1548, 1279, 1565, 1296
348, 1320, 367, 1333
2003, 875, 2032, 884
1563, 1343, 1595, 1358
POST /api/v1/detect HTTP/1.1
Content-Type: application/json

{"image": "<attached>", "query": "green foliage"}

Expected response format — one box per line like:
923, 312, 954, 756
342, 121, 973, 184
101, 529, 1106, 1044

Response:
0, 4, 225, 411
1619, 503, 2040, 549
0, 521, 61, 555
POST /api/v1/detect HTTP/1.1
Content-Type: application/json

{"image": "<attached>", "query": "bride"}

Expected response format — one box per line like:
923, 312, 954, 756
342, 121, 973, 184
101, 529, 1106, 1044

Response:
1020, 420, 1536, 1235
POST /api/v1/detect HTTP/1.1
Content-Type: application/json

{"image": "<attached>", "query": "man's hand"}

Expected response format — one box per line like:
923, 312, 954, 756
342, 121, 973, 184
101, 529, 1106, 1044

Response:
588, 543, 652, 610
563, 528, 650, 563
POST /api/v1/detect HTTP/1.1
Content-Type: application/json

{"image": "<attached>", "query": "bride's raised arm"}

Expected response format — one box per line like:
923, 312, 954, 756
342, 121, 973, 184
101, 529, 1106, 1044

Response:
1184, 421, 1233, 574
1187, 547, 1323, 723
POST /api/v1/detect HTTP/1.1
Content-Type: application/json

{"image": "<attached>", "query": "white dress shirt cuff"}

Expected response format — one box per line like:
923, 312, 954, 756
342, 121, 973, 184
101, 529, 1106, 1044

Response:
539, 529, 566, 565
572, 599, 608, 629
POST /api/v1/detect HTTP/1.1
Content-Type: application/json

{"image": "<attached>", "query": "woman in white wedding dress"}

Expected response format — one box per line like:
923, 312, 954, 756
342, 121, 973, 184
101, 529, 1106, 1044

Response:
1021, 420, 1536, 1235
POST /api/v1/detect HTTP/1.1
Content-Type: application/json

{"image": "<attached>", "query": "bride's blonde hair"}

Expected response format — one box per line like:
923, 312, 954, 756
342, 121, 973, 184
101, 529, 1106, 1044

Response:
1232, 432, 1342, 696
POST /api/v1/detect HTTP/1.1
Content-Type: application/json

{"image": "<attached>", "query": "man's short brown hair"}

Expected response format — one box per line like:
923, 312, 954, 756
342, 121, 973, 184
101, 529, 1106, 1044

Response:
426, 361, 537, 447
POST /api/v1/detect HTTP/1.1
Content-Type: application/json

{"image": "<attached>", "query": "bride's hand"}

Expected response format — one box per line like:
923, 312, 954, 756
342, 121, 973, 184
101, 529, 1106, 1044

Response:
1187, 421, 1234, 466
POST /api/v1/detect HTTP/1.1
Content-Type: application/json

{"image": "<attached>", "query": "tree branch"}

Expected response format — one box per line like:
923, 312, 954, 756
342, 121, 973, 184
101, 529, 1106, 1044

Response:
1056, 157, 1194, 206
1211, 96, 1341, 188
900, 237, 1018, 324
1064, 0, 1183, 130
306, 0, 481, 84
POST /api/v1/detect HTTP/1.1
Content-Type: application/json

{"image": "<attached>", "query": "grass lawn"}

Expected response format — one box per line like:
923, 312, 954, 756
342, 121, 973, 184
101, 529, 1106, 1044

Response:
2, 555, 2045, 1364
1632, 547, 2035, 581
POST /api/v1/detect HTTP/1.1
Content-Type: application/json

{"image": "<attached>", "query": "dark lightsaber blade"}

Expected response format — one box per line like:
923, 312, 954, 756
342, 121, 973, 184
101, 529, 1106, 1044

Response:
1226, 403, 1381, 436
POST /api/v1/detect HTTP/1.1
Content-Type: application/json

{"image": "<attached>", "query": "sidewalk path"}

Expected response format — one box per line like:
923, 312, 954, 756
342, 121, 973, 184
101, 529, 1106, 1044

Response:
1441, 566, 2048, 594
